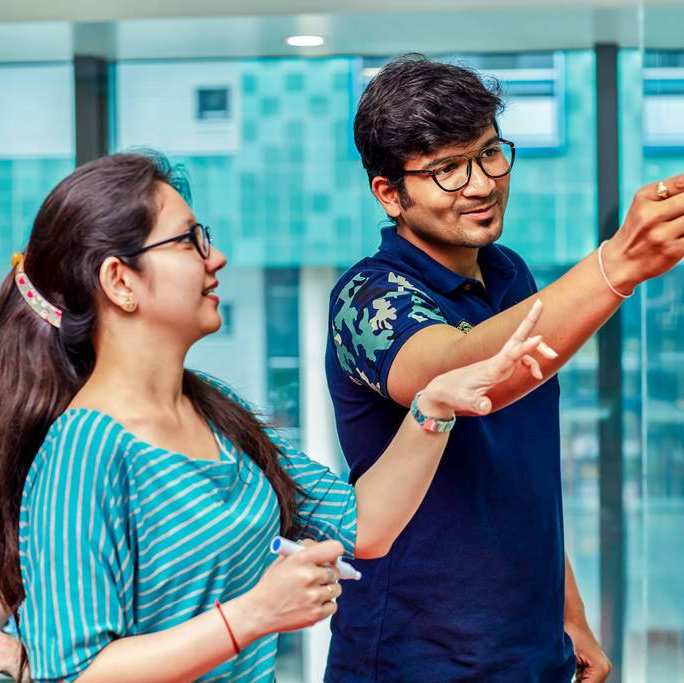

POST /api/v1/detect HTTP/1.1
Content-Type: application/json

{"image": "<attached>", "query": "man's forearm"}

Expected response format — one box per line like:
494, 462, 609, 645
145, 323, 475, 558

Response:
452, 248, 621, 409
389, 176, 684, 410
564, 554, 613, 679
388, 247, 623, 409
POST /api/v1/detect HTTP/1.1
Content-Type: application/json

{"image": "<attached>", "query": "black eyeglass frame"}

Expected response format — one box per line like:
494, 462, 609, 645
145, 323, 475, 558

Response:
122, 223, 213, 260
402, 138, 516, 193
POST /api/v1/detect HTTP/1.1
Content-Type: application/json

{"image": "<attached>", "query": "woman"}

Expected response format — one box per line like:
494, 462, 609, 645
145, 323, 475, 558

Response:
0, 152, 551, 682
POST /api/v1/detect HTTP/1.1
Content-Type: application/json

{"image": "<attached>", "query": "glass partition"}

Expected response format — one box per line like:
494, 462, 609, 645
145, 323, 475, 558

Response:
623, 5, 684, 678
0, 61, 75, 265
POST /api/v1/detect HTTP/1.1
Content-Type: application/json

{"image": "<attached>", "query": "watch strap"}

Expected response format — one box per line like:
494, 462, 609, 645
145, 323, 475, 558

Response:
410, 391, 456, 433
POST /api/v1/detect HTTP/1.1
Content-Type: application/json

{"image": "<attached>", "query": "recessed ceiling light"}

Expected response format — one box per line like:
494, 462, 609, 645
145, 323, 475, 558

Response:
362, 67, 381, 79
286, 35, 324, 48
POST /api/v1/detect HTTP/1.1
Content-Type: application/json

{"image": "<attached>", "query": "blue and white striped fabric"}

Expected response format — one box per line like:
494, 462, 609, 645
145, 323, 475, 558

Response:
18, 372, 357, 682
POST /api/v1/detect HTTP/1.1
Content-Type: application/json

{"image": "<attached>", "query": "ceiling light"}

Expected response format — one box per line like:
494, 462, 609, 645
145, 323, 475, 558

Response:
286, 35, 324, 48
362, 67, 381, 79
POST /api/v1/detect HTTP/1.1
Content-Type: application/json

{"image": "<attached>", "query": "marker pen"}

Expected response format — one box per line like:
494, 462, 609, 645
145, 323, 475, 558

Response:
270, 536, 362, 581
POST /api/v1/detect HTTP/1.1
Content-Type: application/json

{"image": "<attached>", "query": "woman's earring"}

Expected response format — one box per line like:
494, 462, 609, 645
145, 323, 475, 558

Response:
122, 296, 137, 313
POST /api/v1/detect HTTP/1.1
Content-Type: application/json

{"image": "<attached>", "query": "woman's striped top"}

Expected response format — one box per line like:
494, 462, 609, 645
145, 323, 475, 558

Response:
18, 372, 357, 682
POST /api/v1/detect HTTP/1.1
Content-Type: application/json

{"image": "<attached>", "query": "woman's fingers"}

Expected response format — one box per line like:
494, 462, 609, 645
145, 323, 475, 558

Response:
315, 565, 341, 585
298, 539, 344, 566
319, 581, 342, 604
521, 354, 543, 380
433, 300, 558, 415
516, 334, 543, 358
481, 334, 555, 393
473, 396, 492, 415
500, 299, 543, 355
492, 332, 541, 373
537, 341, 558, 360
496, 300, 558, 371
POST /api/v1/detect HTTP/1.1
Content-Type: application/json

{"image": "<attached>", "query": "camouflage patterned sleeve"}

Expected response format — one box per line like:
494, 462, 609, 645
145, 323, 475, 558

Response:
330, 270, 447, 397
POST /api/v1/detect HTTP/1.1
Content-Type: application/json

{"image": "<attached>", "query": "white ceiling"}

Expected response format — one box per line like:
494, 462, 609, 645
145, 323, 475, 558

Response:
0, 1, 681, 62
0, 0, 673, 23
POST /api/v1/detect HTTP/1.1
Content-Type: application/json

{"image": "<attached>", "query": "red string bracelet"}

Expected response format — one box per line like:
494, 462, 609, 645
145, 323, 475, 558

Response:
214, 599, 241, 655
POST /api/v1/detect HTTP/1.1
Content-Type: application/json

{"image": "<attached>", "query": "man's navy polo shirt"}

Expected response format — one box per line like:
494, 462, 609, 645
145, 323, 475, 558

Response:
324, 227, 575, 682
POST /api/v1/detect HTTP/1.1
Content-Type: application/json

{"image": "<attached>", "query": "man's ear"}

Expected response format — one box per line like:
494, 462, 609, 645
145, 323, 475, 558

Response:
371, 176, 403, 219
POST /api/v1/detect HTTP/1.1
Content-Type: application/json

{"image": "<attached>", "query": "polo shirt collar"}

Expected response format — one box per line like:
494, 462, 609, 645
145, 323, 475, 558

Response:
377, 227, 517, 303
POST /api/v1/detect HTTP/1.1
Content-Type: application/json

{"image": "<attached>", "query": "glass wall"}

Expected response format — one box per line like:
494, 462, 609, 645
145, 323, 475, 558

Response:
621, 4, 684, 678
0, 62, 75, 261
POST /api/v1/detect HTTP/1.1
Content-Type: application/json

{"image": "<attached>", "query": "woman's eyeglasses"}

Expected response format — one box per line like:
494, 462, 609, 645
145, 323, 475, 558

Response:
123, 223, 212, 260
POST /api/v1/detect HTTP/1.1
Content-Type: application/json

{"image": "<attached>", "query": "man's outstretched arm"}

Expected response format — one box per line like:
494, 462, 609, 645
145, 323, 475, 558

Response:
388, 174, 684, 410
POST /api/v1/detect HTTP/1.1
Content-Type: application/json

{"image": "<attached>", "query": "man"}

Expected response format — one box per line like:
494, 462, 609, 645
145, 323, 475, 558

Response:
325, 54, 684, 682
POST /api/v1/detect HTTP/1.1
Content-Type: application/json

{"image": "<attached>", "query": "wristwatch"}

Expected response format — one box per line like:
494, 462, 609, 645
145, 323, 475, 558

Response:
410, 391, 456, 433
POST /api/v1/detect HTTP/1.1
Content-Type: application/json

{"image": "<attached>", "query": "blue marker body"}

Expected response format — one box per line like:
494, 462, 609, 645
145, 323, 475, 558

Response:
270, 536, 362, 581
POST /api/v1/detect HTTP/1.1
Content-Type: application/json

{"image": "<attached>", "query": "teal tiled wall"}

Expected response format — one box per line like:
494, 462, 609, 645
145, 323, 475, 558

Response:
2, 53, 600, 270
167, 57, 383, 268
162, 52, 599, 269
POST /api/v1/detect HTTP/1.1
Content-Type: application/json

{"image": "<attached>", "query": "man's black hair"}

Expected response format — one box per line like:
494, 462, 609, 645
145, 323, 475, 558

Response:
354, 53, 504, 188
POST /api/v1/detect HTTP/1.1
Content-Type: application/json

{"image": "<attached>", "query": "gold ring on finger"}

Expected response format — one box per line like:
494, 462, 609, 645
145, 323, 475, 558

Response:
326, 584, 336, 601
656, 180, 670, 199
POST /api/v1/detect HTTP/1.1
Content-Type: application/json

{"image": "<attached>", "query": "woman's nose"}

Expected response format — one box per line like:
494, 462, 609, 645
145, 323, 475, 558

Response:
207, 246, 228, 272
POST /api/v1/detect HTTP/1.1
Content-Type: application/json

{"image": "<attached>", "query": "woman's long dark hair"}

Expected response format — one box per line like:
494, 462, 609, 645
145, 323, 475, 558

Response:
0, 153, 300, 626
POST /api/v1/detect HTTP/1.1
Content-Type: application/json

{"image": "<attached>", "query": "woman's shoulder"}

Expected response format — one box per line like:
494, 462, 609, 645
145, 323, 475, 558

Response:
45, 407, 129, 449
25, 408, 133, 496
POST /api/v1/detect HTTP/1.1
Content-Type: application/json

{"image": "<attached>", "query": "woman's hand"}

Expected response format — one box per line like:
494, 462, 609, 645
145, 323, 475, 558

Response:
225, 540, 343, 645
419, 299, 556, 417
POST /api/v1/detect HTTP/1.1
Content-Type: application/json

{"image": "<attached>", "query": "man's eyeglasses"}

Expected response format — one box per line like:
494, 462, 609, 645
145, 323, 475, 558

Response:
403, 138, 516, 193
123, 223, 212, 260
